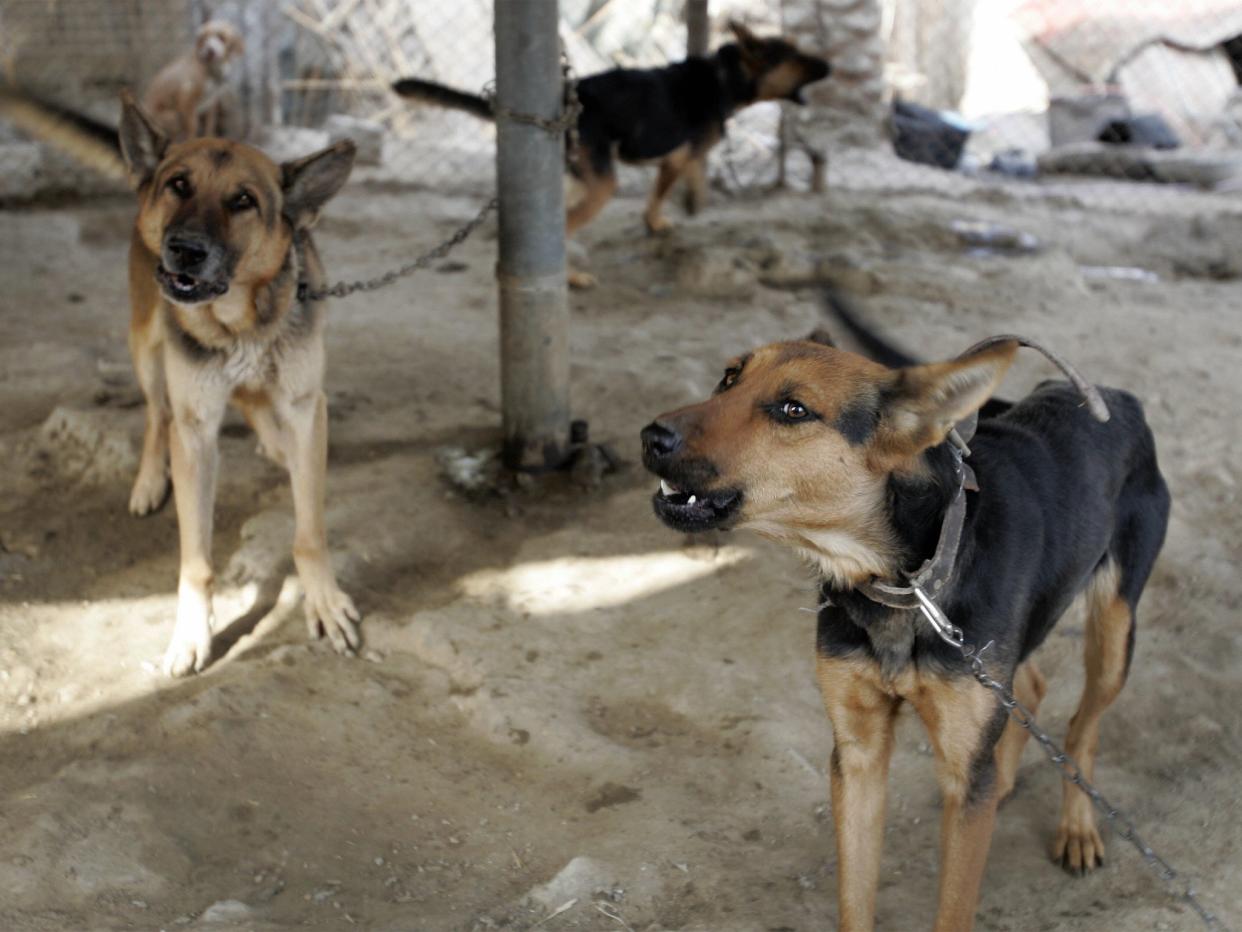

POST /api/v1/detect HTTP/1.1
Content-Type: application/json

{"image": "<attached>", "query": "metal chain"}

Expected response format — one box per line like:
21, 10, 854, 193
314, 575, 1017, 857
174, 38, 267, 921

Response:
301, 55, 581, 303
911, 586, 1229, 931
299, 196, 497, 303
482, 49, 582, 148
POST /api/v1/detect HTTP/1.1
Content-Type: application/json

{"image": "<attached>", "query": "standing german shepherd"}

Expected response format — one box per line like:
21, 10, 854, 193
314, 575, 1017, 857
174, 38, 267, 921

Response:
118, 94, 360, 676
393, 22, 829, 244
640, 310, 1170, 929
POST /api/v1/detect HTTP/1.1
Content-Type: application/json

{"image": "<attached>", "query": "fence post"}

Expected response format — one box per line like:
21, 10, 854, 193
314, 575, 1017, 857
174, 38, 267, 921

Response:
687, 0, 711, 57
494, 1, 570, 471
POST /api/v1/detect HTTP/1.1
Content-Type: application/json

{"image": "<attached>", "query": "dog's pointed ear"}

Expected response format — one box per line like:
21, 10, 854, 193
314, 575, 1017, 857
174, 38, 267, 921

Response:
728, 19, 761, 48
805, 327, 837, 348
118, 90, 167, 189
874, 341, 1016, 462
727, 20, 765, 69
281, 139, 356, 229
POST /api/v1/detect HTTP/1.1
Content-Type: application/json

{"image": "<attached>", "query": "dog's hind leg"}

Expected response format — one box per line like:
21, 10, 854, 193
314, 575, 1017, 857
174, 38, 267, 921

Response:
128, 327, 172, 515
993, 659, 1047, 801
681, 152, 708, 216
643, 144, 691, 234
1054, 458, 1168, 874
565, 160, 617, 236
565, 151, 617, 289
239, 397, 287, 469
1052, 561, 1134, 873
817, 656, 900, 932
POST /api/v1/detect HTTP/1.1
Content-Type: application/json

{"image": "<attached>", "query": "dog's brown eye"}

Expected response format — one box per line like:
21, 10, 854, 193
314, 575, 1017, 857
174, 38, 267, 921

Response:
167, 176, 191, 197
720, 368, 740, 390
782, 401, 808, 419
229, 191, 255, 212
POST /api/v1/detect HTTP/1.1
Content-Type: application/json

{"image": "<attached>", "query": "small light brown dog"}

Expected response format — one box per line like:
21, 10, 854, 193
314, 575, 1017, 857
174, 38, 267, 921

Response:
143, 19, 244, 142
118, 93, 360, 676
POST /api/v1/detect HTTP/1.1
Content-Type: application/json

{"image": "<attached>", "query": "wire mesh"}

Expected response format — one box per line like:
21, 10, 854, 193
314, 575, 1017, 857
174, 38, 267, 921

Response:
1, 0, 1241, 215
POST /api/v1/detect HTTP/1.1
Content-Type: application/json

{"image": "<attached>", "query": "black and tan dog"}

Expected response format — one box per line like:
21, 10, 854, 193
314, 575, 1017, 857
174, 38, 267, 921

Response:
393, 22, 829, 248
640, 305, 1169, 930
118, 94, 360, 676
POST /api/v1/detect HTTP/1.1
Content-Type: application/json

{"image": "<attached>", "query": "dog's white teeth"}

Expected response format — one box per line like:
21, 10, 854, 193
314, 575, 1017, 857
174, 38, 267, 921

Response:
687, 494, 697, 505
660, 480, 675, 496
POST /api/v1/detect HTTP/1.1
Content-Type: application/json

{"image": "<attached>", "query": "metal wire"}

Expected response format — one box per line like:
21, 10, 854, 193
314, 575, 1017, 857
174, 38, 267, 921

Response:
298, 195, 497, 302
912, 585, 1229, 931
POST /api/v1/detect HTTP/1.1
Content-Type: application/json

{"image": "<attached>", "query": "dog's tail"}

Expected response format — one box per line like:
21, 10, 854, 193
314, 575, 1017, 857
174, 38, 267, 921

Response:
391, 78, 493, 121
822, 288, 1016, 419
0, 88, 126, 182
820, 289, 920, 368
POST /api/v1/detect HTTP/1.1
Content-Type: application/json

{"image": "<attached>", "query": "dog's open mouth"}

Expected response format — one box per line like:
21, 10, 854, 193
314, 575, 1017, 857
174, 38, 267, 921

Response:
155, 265, 228, 305
651, 479, 742, 532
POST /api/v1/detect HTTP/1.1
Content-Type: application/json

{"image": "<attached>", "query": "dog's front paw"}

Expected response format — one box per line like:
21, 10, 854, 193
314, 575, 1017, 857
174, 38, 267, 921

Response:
129, 468, 170, 516
567, 269, 596, 291
163, 606, 214, 677
1052, 803, 1105, 874
304, 584, 361, 656
644, 213, 673, 235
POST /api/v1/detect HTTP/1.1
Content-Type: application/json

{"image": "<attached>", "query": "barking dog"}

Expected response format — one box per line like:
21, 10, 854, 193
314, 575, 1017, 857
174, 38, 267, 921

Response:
640, 313, 1169, 930
392, 22, 829, 251
119, 94, 360, 676
143, 19, 245, 142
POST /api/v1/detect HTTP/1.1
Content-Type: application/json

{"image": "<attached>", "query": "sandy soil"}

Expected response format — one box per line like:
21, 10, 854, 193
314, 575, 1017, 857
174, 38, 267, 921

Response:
0, 176, 1239, 932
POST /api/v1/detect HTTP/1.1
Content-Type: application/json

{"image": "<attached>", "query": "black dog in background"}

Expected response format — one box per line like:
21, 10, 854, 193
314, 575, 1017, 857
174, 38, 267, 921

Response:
393, 22, 829, 250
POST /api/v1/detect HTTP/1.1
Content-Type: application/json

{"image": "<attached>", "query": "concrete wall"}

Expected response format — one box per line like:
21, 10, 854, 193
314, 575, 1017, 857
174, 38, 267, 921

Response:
784, 0, 888, 145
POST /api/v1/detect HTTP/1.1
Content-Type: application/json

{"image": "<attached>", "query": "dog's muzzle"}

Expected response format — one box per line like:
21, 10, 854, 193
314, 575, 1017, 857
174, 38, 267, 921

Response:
641, 421, 743, 532
788, 57, 832, 104
157, 233, 230, 305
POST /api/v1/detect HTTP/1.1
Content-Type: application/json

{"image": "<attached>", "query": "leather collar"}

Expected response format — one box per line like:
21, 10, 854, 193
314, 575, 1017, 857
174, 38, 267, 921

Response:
854, 414, 979, 612
841, 335, 1110, 614
290, 234, 312, 304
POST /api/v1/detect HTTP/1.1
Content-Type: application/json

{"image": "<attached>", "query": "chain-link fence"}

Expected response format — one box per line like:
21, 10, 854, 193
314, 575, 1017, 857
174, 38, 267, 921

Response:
273, 0, 808, 196
3, 0, 1242, 215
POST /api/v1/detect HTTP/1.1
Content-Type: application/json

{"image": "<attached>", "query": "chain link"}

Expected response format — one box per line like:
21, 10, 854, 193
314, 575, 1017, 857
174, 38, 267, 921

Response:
911, 586, 1229, 931
482, 49, 582, 150
299, 196, 497, 303
302, 55, 582, 303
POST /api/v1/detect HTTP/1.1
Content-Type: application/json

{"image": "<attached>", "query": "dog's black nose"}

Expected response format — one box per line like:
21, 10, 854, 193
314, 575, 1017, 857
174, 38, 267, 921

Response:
166, 236, 209, 271
641, 421, 681, 461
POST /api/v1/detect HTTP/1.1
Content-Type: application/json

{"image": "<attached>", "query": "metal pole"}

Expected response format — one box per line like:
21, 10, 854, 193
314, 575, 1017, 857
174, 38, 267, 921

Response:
686, 0, 710, 57
494, 0, 570, 471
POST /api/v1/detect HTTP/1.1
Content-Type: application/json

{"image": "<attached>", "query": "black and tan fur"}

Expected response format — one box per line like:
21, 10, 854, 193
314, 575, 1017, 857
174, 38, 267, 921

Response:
393, 21, 829, 279
119, 93, 360, 676
640, 307, 1169, 930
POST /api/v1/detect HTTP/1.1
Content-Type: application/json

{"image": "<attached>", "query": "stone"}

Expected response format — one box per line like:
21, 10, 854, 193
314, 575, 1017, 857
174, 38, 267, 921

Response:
837, 6, 882, 35
201, 899, 253, 922
526, 857, 614, 911
39, 406, 138, 486
831, 50, 882, 79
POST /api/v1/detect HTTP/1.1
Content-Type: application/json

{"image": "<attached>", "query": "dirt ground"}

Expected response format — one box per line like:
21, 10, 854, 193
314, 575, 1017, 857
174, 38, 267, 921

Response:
0, 173, 1240, 932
